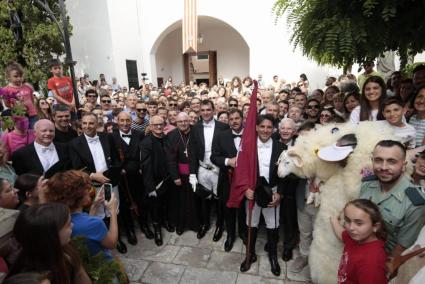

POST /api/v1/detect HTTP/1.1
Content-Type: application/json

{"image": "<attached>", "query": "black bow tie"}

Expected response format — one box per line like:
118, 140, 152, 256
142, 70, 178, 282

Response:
122, 134, 132, 138
232, 134, 242, 139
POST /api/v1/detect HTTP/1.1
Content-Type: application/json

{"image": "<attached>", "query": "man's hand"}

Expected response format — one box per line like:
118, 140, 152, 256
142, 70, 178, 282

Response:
189, 174, 197, 193
90, 172, 110, 184
227, 157, 237, 168
36, 176, 49, 204
245, 188, 254, 200
174, 179, 182, 186
268, 192, 281, 207
148, 191, 157, 198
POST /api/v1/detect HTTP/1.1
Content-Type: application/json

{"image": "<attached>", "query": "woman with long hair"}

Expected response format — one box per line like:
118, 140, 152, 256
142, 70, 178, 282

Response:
408, 85, 425, 147
350, 76, 387, 123
8, 203, 91, 284
230, 76, 243, 96
35, 98, 53, 121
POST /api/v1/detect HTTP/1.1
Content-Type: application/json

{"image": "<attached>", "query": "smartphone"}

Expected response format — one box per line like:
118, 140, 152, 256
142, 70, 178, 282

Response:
103, 183, 112, 201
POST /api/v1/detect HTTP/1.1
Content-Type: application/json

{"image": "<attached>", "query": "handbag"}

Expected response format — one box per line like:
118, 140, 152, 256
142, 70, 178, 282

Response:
255, 176, 273, 208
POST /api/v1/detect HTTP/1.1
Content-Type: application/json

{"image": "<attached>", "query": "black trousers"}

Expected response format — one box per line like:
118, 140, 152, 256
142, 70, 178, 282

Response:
280, 190, 299, 249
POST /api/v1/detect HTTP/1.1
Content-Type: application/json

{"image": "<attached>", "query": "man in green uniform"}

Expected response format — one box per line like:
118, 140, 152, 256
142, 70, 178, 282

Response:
360, 140, 425, 257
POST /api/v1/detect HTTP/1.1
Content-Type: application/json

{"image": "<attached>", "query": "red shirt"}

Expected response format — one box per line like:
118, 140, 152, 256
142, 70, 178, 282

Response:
338, 230, 387, 284
47, 76, 73, 103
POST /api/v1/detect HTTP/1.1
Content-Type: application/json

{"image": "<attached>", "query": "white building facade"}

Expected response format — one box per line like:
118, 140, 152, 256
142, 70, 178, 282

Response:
67, 0, 418, 90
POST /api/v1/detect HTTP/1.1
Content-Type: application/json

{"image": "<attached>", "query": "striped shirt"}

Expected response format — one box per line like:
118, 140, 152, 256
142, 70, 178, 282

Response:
409, 115, 425, 147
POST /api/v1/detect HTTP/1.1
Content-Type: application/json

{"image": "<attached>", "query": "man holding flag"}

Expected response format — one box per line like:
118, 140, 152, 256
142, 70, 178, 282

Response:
226, 80, 284, 276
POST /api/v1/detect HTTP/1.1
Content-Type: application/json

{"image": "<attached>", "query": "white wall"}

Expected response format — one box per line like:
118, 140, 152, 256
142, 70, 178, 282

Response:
154, 22, 249, 85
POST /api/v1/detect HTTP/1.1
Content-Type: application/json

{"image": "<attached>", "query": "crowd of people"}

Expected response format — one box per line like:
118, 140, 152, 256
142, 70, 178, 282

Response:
0, 58, 425, 283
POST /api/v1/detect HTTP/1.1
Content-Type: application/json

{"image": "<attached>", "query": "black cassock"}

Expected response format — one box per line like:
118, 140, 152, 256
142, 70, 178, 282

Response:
166, 128, 199, 232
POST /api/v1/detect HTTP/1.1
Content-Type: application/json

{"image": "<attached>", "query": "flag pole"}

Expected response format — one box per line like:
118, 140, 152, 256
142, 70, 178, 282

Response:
245, 199, 254, 270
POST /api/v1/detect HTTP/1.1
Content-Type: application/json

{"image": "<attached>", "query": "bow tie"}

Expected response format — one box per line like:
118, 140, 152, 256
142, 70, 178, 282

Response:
232, 134, 242, 139
87, 136, 100, 143
121, 134, 132, 138
258, 142, 271, 149
203, 123, 213, 128
41, 145, 55, 153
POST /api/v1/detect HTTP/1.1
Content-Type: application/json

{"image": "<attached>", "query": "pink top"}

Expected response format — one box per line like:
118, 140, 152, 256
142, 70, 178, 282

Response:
164, 124, 176, 135
1, 84, 37, 116
1, 131, 35, 159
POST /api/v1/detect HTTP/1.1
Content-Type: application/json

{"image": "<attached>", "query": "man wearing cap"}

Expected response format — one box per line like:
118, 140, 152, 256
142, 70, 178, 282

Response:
360, 140, 425, 257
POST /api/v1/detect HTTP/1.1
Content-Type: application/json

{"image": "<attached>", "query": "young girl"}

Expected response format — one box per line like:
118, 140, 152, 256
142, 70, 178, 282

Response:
330, 199, 387, 284
350, 76, 387, 123
7, 203, 91, 284
1, 62, 38, 128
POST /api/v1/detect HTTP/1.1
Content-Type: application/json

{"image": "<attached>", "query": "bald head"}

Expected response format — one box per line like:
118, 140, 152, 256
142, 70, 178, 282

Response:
34, 119, 55, 146
150, 115, 165, 137
176, 112, 189, 121
150, 115, 164, 125
117, 111, 131, 120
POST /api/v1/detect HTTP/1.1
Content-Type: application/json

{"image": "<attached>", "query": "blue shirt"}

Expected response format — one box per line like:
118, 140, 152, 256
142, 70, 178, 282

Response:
71, 212, 112, 260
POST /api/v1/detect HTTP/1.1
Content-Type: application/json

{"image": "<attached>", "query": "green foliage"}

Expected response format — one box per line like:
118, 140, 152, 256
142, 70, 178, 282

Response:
402, 62, 425, 79
0, 0, 71, 86
273, 0, 425, 70
73, 236, 128, 284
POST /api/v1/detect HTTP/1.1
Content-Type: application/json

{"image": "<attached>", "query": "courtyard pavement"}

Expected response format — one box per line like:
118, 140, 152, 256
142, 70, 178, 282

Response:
118, 228, 312, 284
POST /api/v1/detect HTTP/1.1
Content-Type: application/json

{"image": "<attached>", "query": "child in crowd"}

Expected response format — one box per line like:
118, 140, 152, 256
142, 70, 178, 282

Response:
1, 62, 37, 128
380, 97, 416, 149
330, 199, 387, 284
47, 59, 75, 116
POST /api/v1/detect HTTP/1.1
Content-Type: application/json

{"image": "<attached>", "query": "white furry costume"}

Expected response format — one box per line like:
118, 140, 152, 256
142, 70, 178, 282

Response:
278, 122, 405, 284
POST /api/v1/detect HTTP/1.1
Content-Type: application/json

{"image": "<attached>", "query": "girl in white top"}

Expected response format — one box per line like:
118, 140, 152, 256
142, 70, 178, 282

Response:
408, 86, 425, 147
350, 76, 387, 123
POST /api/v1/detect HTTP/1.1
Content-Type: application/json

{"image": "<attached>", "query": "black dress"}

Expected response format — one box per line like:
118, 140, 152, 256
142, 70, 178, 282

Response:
166, 128, 199, 231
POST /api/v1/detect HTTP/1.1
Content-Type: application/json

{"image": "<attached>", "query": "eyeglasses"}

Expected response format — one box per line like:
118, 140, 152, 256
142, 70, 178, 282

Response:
176, 120, 189, 123
137, 108, 147, 112
229, 104, 238, 107
101, 100, 111, 103
307, 105, 319, 109
151, 123, 164, 127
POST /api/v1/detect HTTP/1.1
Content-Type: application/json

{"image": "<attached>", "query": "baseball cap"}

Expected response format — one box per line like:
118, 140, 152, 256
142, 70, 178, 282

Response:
318, 134, 357, 162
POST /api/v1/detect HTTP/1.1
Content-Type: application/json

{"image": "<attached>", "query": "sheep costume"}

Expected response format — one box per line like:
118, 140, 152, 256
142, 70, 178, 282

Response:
278, 121, 406, 284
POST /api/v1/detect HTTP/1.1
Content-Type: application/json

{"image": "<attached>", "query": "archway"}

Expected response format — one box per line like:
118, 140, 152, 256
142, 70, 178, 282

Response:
150, 16, 250, 87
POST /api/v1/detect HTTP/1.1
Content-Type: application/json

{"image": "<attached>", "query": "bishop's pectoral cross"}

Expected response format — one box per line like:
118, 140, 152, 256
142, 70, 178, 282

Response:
184, 148, 188, 158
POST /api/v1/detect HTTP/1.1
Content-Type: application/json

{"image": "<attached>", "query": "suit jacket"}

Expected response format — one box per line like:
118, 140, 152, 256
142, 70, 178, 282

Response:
140, 133, 168, 194
12, 142, 69, 176
189, 119, 229, 174
109, 129, 144, 174
261, 139, 284, 190
210, 128, 238, 201
69, 133, 119, 180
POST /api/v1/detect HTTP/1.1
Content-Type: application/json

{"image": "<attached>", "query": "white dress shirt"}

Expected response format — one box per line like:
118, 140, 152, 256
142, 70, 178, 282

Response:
84, 134, 108, 173
34, 141, 59, 172
120, 130, 132, 145
225, 129, 243, 166
202, 119, 215, 164
257, 137, 273, 183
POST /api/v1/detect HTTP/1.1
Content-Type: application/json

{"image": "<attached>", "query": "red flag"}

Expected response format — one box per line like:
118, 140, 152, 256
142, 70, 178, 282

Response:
227, 81, 258, 209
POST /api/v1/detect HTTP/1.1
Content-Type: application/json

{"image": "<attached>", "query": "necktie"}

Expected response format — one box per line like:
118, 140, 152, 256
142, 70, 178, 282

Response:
122, 134, 132, 138
232, 134, 242, 139
87, 136, 99, 143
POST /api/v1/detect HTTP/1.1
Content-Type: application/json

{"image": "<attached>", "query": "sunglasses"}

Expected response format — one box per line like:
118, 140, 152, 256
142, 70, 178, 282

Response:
137, 108, 147, 112
169, 103, 177, 107
320, 114, 331, 118
307, 105, 319, 109
101, 100, 111, 103
229, 104, 238, 107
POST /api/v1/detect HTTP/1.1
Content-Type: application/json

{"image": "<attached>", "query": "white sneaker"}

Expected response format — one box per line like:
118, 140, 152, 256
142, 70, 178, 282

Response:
290, 255, 308, 273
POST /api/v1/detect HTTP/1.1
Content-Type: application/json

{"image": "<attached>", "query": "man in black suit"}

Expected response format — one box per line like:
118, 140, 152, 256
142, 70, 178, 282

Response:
109, 111, 146, 246
211, 108, 245, 252
140, 115, 171, 246
277, 118, 300, 262
240, 114, 284, 277
68, 112, 127, 253
188, 99, 228, 240
12, 119, 69, 176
